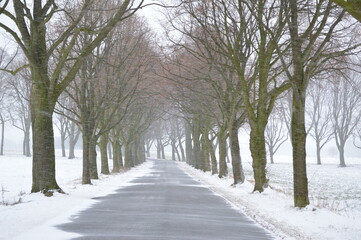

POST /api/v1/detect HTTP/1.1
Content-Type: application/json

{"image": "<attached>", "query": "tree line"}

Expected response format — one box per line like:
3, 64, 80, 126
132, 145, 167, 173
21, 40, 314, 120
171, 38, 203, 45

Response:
0, 0, 361, 209
152, 0, 361, 208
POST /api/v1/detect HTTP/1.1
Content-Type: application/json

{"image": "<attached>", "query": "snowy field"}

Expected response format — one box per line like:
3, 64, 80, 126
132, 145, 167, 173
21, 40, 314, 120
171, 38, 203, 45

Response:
0, 150, 360, 239
178, 155, 361, 240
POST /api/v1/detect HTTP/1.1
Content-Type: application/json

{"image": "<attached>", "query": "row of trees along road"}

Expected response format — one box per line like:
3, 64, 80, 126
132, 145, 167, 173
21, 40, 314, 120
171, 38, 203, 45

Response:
0, 0, 361, 209
159, 0, 361, 208
0, 0, 161, 194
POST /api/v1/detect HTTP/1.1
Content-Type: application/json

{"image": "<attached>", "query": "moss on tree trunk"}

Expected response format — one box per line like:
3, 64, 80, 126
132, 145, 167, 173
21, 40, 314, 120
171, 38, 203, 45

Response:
249, 126, 268, 192
31, 90, 60, 192
291, 89, 310, 207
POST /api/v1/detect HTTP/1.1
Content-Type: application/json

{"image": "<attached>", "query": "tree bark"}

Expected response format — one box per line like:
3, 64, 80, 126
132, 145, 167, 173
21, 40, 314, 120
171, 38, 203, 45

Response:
207, 136, 218, 175
82, 132, 91, 184
124, 143, 134, 168
185, 120, 194, 166
291, 89, 310, 206
89, 137, 98, 179
218, 130, 228, 178
99, 133, 110, 174
229, 126, 245, 185
201, 134, 211, 172
288, 0, 310, 208
112, 140, 120, 173
176, 119, 186, 161
30, 86, 60, 192
249, 126, 268, 192
192, 119, 204, 170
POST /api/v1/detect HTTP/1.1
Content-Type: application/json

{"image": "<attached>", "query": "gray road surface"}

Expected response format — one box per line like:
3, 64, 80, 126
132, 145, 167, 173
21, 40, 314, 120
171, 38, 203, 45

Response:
57, 159, 274, 240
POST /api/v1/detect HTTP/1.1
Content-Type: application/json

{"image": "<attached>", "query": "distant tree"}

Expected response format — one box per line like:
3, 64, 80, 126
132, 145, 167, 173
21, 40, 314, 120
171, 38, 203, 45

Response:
0, 75, 9, 156
265, 112, 288, 164
7, 67, 32, 157
67, 119, 80, 159
331, 74, 361, 167
306, 81, 334, 165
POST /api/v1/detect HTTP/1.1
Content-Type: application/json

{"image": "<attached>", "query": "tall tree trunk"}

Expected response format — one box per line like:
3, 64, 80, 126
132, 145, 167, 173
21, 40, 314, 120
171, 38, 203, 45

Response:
108, 143, 113, 159
82, 132, 91, 184
316, 140, 321, 165
68, 123, 79, 159
218, 130, 228, 178
161, 144, 165, 159
229, 126, 245, 185
289, 0, 310, 207
201, 134, 211, 172
338, 143, 346, 167
175, 145, 181, 161
269, 146, 274, 164
61, 132, 66, 157
119, 144, 123, 168
291, 88, 310, 207
226, 140, 230, 163
249, 125, 268, 192
133, 140, 140, 166
192, 119, 204, 170
24, 128, 31, 157
145, 139, 153, 158
99, 133, 110, 174
124, 143, 134, 168
207, 137, 218, 175
112, 140, 120, 173
156, 138, 161, 159
89, 137, 98, 179
31, 87, 60, 192
176, 119, 186, 161
171, 138, 176, 161
140, 139, 146, 163
185, 120, 194, 166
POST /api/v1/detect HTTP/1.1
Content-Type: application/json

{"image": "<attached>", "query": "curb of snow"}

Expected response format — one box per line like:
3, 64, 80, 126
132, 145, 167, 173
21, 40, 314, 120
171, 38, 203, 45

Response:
177, 162, 310, 240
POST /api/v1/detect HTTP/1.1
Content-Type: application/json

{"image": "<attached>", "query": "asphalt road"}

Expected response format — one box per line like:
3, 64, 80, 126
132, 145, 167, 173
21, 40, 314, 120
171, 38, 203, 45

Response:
57, 159, 274, 240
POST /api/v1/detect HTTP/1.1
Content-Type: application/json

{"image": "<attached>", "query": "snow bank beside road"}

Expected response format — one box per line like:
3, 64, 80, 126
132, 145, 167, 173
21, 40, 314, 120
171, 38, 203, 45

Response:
177, 162, 361, 240
0, 153, 153, 240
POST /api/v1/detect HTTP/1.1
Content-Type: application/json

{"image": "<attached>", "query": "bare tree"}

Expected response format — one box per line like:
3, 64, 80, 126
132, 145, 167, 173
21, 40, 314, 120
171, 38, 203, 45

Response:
306, 81, 334, 165
0, 72, 9, 156
54, 113, 69, 158
67, 119, 80, 159
7, 70, 32, 157
280, 0, 357, 207
265, 112, 288, 164
331, 74, 361, 167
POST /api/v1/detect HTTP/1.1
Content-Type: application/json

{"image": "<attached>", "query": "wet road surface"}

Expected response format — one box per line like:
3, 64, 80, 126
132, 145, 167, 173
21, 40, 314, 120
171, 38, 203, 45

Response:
57, 159, 274, 240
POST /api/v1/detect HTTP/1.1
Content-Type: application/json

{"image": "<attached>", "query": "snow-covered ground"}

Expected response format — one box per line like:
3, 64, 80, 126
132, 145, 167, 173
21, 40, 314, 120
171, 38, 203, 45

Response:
0, 150, 360, 239
0, 150, 154, 239
178, 155, 361, 240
